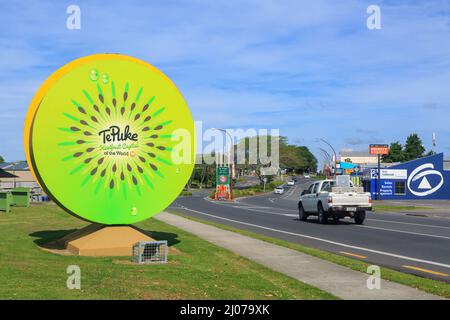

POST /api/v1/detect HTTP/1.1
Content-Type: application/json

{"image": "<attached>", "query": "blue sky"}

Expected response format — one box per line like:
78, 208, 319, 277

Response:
1, 0, 450, 165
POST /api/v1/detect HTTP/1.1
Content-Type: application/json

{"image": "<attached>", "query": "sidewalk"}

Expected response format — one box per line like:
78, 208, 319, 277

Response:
156, 212, 443, 300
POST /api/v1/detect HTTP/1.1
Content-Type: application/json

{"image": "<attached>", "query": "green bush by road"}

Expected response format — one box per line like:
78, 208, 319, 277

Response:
230, 180, 285, 199
0, 204, 335, 300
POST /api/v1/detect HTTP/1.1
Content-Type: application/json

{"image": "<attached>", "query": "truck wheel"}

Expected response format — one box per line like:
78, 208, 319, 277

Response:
318, 203, 328, 224
355, 211, 366, 225
298, 203, 307, 221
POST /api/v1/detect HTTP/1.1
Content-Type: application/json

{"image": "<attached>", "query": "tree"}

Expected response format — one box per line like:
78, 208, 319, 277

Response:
295, 146, 317, 173
404, 134, 425, 161
382, 141, 405, 163
0, 155, 4, 164
233, 135, 317, 184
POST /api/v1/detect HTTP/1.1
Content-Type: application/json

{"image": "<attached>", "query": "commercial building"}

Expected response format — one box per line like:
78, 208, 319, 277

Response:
362, 153, 450, 200
0, 161, 40, 191
338, 150, 378, 166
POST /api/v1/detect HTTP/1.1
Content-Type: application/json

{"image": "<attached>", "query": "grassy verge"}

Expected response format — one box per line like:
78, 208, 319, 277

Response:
373, 205, 432, 212
168, 210, 450, 298
0, 204, 335, 300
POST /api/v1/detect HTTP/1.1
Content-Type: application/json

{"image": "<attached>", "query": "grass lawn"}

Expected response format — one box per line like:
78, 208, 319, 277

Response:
0, 204, 335, 300
373, 205, 433, 212
168, 210, 450, 298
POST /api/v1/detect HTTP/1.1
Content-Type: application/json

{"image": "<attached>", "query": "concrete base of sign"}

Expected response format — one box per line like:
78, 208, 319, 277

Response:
61, 224, 154, 256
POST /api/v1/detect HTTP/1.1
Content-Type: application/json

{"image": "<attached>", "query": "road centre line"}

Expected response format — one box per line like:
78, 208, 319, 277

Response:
402, 265, 449, 277
339, 251, 367, 259
173, 206, 450, 269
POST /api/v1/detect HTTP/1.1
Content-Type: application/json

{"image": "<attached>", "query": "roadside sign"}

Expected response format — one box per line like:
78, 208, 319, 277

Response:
215, 166, 231, 200
369, 144, 389, 155
369, 144, 389, 200
216, 166, 230, 185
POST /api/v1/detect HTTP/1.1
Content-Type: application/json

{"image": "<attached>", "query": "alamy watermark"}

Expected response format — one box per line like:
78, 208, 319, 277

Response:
170, 121, 280, 174
66, 265, 81, 290
367, 5, 381, 30
366, 265, 381, 290
66, 5, 81, 30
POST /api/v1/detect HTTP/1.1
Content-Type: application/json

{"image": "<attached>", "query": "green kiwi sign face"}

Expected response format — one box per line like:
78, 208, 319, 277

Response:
25, 54, 195, 225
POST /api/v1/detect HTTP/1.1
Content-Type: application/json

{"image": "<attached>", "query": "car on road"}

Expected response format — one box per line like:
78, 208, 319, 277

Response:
303, 174, 310, 178
287, 180, 295, 186
274, 186, 285, 194
297, 179, 372, 224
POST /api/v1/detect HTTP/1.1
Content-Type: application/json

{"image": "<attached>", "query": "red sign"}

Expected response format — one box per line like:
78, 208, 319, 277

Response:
369, 144, 389, 155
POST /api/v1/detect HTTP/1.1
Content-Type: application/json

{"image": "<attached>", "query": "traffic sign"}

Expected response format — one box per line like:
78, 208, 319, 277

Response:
215, 165, 231, 200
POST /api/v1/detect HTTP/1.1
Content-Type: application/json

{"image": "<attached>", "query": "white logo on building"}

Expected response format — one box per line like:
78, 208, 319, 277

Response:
407, 163, 443, 197
370, 169, 378, 179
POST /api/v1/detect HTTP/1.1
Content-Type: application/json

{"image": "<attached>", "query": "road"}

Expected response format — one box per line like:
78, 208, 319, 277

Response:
169, 178, 450, 282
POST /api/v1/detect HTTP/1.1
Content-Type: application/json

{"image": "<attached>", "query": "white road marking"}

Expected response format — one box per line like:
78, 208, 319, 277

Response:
174, 207, 450, 269
240, 196, 450, 230
231, 206, 272, 209
242, 206, 450, 239
367, 218, 450, 230
204, 199, 450, 238
240, 207, 297, 217
243, 206, 298, 213
281, 185, 298, 200
357, 225, 450, 240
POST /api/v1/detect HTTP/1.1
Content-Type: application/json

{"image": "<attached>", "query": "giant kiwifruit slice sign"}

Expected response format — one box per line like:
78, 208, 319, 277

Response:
24, 54, 195, 225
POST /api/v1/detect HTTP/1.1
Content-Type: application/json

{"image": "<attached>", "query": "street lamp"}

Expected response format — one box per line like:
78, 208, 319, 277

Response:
319, 148, 332, 164
211, 128, 234, 169
318, 138, 337, 178
319, 148, 333, 179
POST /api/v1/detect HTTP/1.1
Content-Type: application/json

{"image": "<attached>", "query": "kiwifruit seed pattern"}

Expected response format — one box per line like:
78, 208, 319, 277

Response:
25, 54, 195, 225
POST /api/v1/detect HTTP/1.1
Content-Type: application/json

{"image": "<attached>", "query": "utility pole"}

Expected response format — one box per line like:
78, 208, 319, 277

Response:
369, 144, 389, 201
432, 132, 436, 155
377, 154, 381, 200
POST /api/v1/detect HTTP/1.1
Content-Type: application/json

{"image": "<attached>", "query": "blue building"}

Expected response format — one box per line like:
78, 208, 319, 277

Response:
363, 153, 450, 200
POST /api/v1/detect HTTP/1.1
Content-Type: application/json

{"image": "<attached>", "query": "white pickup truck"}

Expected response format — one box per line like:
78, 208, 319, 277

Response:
298, 179, 372, 224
